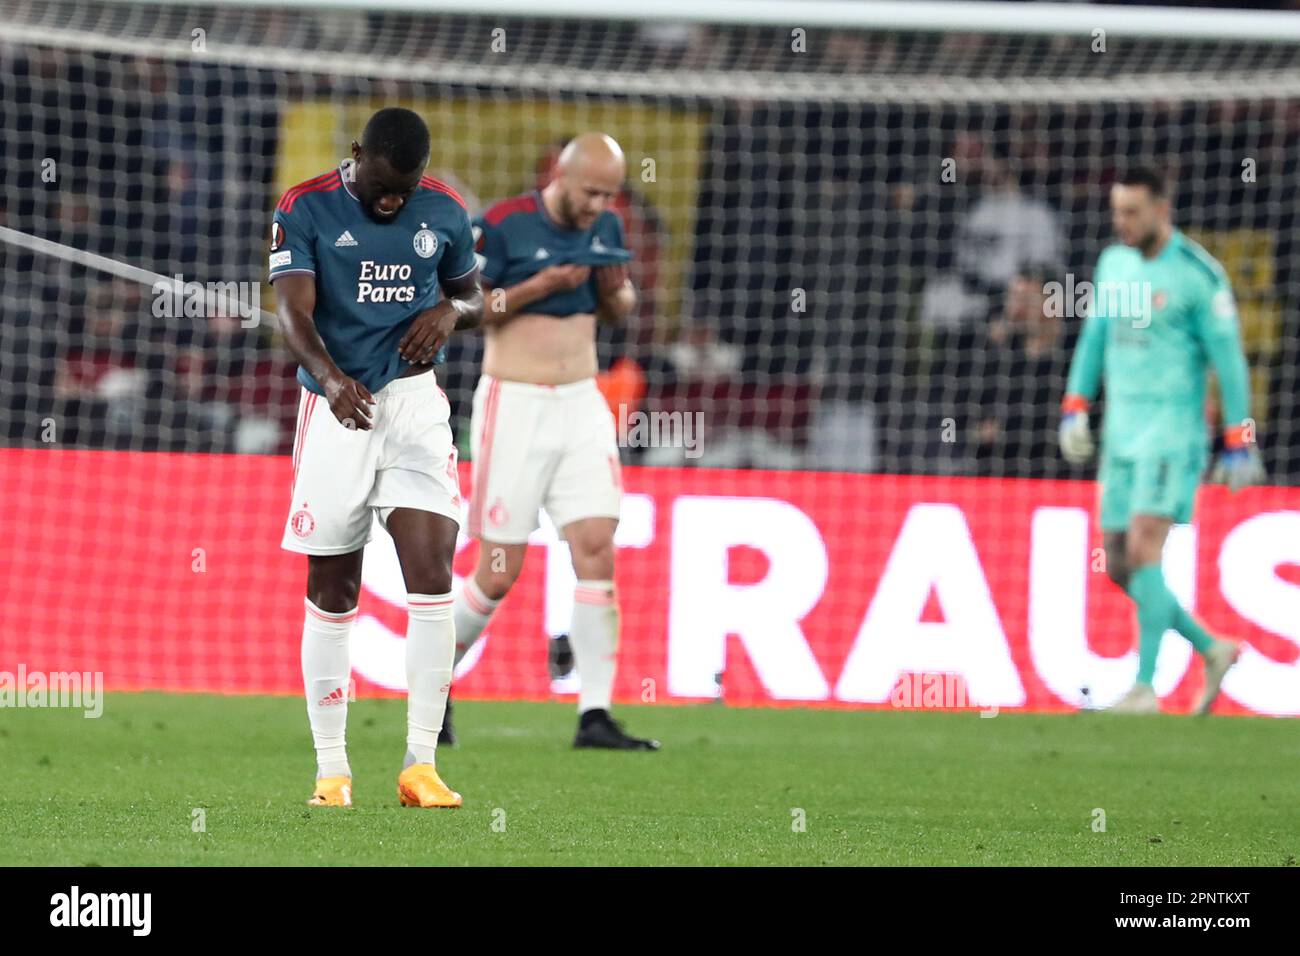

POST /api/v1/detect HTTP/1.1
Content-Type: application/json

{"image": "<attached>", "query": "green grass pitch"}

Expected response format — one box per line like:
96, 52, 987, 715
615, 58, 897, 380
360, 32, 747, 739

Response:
1, 693, 1297, 866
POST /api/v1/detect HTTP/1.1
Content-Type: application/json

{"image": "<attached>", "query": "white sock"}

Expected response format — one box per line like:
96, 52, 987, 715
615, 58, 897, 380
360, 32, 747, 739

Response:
571, 580, 619, 714
301, 598, 357, 778
406, 592, 455, 767
452, 576, 500, 667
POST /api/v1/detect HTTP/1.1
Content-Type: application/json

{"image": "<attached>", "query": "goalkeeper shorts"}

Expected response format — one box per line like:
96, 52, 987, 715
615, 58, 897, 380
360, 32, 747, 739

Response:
1098, 451, 1204, 531
280, 370, 461, 555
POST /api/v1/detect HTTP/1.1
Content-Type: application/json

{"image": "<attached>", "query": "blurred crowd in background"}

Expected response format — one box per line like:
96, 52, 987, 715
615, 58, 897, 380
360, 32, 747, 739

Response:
2, 31, 1298, 482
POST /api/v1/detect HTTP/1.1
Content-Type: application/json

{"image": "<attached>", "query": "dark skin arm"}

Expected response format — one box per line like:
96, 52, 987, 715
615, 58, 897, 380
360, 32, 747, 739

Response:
273, 272, 376, 430
397, 267, 485, 362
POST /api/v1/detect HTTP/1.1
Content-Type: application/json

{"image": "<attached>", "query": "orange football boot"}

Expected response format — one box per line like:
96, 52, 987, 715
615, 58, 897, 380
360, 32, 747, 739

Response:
397, 763, 462, 808
308, 776, 353, 807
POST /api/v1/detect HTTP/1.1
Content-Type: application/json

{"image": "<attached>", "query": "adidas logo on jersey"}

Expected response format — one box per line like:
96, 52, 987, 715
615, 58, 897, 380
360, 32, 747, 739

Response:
534, 247, 550, 260
335, 231, 358, 247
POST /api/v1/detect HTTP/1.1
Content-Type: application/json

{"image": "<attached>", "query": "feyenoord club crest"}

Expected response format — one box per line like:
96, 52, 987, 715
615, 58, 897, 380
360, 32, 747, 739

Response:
291, 508, 315, 538
413, 225, 438, 258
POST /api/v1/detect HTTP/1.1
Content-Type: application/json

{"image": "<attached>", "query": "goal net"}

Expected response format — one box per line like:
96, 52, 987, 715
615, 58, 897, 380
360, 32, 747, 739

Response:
2, 0, 1298, 715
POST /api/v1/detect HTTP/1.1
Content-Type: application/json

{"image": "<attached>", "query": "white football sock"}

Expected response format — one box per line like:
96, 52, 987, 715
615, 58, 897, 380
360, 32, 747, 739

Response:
451, 576, 500, 667
570, 580, 619, 714
406, 592, 455, 767
301, 598, 356, 778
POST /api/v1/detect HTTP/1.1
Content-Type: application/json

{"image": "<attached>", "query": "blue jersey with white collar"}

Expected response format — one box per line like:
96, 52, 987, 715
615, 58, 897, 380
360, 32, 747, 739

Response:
268, 160, 478, 395
472, 190, 629, 317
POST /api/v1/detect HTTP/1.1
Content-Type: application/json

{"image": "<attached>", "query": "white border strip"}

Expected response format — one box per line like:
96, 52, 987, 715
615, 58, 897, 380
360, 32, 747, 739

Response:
2, 19, 1299, 103
103, 0, 1300, 42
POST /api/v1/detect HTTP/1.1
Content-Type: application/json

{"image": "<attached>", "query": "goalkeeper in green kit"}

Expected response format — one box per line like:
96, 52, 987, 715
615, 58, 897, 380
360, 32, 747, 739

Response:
1059, 167, 1265, 715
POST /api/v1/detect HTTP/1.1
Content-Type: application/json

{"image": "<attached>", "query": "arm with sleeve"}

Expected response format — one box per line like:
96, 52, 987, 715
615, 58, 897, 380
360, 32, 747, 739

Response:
1196, 273, 1251, 431
269, 203, 317, 281
1198, 270, 1265, 490
1064, 253, 1110, 405
440, 208, 480, 284
1058, 253, 1109, 463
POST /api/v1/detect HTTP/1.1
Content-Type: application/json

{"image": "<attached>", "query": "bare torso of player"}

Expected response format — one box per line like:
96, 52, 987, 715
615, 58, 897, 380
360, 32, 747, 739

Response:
482, 311, 598, 385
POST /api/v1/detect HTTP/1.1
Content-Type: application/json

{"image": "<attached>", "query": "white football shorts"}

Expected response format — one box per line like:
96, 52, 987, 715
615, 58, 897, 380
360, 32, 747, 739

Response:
281, 370, 461, 555
468, 374, 622, 544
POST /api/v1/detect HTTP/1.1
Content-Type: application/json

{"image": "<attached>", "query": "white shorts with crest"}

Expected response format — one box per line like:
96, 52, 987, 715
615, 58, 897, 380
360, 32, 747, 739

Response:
281, 370, 461, 555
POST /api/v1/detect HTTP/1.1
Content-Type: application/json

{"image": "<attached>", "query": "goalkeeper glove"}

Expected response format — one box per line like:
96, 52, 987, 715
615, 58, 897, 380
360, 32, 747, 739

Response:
1210, 424, 1266, 493
1059, 395, 1095, 465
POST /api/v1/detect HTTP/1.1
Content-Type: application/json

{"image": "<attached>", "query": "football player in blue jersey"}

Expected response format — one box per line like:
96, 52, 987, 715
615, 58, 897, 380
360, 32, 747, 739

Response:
270, 107, 483, 808
448, 132, 659, 751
